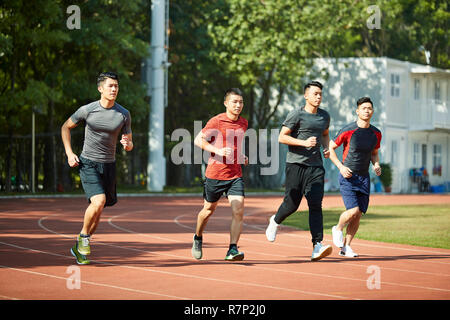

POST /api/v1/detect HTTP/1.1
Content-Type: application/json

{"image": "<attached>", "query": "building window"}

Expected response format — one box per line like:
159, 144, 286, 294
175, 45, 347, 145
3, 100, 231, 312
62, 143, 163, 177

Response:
432, 144, 442, 176
391, 140, 398, 165
390, 73, 400, 97
413, 142, 420, 166
422, 144, 427, 167
414, 79, 420, 100
434, 81, 441, 101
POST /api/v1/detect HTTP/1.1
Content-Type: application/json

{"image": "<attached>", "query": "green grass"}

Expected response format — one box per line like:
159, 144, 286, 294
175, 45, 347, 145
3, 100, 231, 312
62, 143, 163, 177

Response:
283, 205, 450, 249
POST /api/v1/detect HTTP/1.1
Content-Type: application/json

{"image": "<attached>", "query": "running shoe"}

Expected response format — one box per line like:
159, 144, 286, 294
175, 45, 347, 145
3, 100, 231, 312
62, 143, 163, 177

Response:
265, 215, 279, 242
332, 225, 344, 248
311, 242, 332, 261
225, 247, 244, 261
339, 245, 359, 257
77, 234, 91, 256
70, 244, 91, 265
191, 235, 203, 260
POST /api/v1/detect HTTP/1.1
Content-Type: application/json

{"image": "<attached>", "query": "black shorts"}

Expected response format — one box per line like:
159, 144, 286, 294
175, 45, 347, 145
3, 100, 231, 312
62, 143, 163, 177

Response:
203, 177, 245, 203
79, 156, 117, 207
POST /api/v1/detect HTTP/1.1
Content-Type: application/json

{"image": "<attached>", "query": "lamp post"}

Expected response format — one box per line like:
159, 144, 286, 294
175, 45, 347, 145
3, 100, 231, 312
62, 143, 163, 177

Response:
147, 0, 169, 191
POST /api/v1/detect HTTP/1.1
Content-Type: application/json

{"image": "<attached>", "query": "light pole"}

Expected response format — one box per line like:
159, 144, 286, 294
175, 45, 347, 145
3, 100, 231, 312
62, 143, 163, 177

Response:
31, 107, 36, 193
147, 0, 170, 191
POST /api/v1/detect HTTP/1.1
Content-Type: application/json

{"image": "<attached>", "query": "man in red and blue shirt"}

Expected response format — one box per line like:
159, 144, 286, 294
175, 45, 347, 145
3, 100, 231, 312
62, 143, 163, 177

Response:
329, 97, 382, 257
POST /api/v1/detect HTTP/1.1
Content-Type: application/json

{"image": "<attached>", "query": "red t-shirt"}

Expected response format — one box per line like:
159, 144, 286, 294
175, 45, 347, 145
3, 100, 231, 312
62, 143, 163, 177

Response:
202, 113, 248, 180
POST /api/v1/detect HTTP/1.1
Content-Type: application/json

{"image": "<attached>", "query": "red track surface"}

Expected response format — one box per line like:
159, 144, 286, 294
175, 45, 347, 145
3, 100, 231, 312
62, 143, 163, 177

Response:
0, 194, 449, 300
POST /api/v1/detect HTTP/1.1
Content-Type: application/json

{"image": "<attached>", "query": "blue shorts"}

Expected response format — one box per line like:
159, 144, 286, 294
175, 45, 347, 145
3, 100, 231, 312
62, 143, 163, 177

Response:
338, 173, 370, 213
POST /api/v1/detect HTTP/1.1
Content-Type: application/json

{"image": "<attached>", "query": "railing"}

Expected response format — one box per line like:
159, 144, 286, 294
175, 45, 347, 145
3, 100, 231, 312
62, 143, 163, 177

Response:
409, 99, 449, 130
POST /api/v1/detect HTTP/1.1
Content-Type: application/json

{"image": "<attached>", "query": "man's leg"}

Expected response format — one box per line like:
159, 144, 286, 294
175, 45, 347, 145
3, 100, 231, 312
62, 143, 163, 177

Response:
304, 166, 325, 245
191, 200, 218, 260
336, 206, 361, 232
275, 163, 305, 223
306, 166, 332, 261
228, 195, 244, 245
195, 200, 219, 237
225, 195, 245, 261
81, 194, 106, 236
343, 210, 362, 247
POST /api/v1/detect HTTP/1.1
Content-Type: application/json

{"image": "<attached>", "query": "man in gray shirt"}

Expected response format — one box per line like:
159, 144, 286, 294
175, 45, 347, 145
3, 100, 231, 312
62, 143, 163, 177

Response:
265, 81, 333, 261
61, 72, 133, 265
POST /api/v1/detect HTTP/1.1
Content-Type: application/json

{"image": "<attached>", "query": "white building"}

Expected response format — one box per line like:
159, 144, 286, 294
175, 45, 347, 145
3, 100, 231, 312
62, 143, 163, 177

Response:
281, 57, 450, 193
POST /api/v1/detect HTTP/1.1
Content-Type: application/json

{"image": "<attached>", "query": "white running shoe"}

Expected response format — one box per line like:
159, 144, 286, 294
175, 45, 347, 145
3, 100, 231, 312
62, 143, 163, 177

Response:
265, 215, 279, 242
332, 225, 344, 248
339, 245, 359, 257
311, 242, 332, 261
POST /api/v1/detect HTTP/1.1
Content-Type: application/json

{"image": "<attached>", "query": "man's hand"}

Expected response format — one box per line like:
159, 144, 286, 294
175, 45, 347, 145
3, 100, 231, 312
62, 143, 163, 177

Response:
216, 147, 232, 158
323, 147, 330, 158
339, 165, 353, 178
373, 163, 382, 176
67, 153, 80, 167
120, 134, 133, 151
303, 136, 317, 148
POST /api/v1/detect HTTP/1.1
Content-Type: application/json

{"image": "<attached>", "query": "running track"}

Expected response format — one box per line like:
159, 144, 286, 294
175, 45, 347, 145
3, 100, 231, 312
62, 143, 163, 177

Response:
0, 194, 449, 300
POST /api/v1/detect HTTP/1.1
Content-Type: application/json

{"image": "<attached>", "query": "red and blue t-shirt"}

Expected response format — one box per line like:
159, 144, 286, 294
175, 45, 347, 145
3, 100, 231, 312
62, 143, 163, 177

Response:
333, 122, 382, 175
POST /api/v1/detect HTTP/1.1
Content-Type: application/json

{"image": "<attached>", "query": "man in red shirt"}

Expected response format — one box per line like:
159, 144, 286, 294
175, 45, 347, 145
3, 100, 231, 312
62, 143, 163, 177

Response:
191, 88, 248, 261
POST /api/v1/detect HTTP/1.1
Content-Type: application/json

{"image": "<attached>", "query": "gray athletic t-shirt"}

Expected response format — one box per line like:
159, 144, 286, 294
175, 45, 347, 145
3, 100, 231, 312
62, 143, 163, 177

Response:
70, 101, 132, 163
282, 107, 330, 166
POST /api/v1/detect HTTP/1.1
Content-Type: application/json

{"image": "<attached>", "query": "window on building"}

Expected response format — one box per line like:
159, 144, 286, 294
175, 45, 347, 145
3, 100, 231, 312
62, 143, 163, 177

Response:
422, 144, 427, 167
391, 140, 398, 165
433, 144, 442, 176
434, 81, 441, 101
413, 143, 420, 166
390, 73, 400, 97
414, 79, 420, 100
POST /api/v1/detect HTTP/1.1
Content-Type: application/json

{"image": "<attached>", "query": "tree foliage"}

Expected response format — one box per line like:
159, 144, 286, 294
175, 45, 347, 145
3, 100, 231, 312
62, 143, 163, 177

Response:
0, 0, 447, 191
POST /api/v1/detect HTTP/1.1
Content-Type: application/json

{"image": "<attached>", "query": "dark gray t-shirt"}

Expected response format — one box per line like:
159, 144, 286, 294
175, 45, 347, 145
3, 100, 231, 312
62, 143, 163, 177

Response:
70, 101, 132, 163
282, 107, 330, 166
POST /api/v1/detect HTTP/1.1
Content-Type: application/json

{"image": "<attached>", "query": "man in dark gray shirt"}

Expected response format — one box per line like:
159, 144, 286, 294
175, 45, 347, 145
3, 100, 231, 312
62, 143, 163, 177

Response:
61, 72, 133, 265
265, 81, 333, 261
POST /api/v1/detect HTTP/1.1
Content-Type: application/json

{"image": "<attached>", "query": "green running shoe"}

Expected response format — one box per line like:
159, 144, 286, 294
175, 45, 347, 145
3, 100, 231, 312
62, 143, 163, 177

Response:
77, 234, 91, 255
71, 244, 91, 265
225, 247, 244, 261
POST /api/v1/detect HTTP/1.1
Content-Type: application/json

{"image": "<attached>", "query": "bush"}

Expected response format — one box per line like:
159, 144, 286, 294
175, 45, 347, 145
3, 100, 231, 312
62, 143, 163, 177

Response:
380, 163, 392, 188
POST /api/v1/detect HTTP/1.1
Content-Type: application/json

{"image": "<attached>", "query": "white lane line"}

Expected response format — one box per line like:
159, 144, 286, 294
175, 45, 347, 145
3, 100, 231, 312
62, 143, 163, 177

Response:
0, 242, 189, 300
0, 241, 352, 300
176, 212, 450, 267
107, 213, 183, 243
37, 212, 450, 296
0, 294, 19, 300
109, 212, 450, 294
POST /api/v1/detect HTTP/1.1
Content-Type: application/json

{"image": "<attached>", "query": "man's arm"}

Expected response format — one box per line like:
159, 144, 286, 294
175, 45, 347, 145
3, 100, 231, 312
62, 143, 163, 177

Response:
371, 149, 381, 176
328, 140, 353, 178
61, 118, 80, 167
194, 131, 231, 157
321, 128, 330, 158
278, 126, 317, 147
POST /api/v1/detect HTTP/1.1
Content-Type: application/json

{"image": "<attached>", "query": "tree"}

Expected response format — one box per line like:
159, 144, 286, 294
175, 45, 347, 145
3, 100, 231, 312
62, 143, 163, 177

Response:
0, 0, 150, 192
205, 0, 368, 129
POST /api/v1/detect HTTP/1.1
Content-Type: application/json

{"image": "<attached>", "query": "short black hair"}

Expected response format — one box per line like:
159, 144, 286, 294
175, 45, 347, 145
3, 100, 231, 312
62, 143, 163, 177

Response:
224, 88, 243, 101
304, 81, 323, 93
357, 96, 373, 107
97, 72, 119, 87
